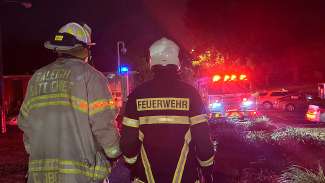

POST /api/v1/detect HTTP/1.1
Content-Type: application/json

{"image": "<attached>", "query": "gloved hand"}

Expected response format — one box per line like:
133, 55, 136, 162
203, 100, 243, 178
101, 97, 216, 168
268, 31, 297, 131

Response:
108, 158, 131, 183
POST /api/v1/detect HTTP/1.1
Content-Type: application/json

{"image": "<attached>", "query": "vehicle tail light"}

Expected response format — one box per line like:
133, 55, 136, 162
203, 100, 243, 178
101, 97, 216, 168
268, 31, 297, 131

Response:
306, 105, 320, 121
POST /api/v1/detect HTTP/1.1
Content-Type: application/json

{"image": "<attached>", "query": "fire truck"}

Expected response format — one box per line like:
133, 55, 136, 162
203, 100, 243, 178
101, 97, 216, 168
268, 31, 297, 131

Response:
195, 71, 258, 123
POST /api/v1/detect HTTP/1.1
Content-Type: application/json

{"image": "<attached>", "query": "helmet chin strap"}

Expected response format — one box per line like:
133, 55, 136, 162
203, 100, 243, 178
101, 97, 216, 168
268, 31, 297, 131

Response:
86, 47, 94, 66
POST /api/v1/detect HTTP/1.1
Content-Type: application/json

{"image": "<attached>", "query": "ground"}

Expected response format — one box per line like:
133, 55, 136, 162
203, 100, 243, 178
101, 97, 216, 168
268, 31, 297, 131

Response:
0, 126, 28, 183
1, 110, 325, 183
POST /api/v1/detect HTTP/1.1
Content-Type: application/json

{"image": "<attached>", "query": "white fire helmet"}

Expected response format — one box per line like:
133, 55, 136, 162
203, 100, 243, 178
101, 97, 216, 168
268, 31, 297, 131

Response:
44, 22, 95, 51
149, 37, 180, 69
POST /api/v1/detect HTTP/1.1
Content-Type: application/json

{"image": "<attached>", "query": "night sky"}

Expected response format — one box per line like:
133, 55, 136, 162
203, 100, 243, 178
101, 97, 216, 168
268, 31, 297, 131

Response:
2, 0, 176, 74
2, 0, 325, 83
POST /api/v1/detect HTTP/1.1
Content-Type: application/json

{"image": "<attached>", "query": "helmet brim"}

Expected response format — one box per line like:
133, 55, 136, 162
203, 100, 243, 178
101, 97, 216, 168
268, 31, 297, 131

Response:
44, 41, 95, 51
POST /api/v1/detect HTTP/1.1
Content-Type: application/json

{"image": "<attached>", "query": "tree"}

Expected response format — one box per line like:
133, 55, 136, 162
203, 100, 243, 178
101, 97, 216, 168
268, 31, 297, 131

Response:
184, 0, 325, 86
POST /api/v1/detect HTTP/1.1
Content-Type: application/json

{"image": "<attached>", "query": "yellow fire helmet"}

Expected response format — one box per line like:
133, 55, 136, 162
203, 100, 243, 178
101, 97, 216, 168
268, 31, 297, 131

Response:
149, 37, 180, 70
44, 22, 95, 51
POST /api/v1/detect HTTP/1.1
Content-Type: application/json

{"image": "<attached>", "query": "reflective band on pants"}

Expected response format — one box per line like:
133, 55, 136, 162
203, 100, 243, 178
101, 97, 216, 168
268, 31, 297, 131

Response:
29, 159, 110, 180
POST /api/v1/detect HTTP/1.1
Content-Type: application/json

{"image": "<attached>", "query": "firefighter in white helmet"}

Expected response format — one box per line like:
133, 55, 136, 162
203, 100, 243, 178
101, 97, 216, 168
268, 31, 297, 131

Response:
18, 22, 121, 183
120, 37, 215, 183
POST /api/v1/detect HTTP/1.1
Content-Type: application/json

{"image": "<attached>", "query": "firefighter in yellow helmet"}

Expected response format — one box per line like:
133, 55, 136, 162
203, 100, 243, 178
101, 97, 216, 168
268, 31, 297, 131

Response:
120, 37, 215, 183
18, 22, 121, 183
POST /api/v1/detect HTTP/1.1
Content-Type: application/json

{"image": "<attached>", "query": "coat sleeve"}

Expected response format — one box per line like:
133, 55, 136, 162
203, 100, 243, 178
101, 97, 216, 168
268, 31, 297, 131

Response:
17, 79, 33, 155
189, 90, 214, 168
119, 92, 141, 165
87, 71, 121, 159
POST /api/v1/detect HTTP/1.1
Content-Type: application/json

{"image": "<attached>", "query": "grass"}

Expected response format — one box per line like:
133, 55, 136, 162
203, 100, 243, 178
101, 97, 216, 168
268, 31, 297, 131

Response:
278, 165, 325, 183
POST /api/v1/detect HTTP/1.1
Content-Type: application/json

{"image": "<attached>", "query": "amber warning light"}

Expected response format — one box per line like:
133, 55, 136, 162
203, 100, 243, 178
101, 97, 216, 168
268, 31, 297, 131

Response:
212, 74, 248, 82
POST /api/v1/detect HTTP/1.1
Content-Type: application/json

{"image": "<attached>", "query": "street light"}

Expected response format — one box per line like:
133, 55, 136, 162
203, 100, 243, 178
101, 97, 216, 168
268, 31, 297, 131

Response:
0, 0, 32, 133
116, 41, 129, 103
116, 41, 127, 74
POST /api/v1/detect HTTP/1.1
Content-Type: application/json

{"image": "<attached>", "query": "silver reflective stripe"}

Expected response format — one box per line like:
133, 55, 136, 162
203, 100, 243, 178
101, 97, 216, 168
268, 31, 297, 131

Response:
139, 116, 190, 125
29, 159, 110, 180
197, 155, 214, 167
172, 129, 191, 183
123, 155, 138, 165
123, 117, 140, 128
138, 131, 155, 183
190, 114, 208, 125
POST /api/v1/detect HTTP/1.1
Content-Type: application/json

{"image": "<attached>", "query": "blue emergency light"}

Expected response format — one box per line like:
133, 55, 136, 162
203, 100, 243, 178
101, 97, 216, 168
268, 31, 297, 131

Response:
119, 66, 129, 74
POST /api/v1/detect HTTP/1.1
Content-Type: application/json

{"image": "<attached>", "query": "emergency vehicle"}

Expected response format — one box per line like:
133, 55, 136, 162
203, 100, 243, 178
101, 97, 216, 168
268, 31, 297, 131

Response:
195, 71, 258, 122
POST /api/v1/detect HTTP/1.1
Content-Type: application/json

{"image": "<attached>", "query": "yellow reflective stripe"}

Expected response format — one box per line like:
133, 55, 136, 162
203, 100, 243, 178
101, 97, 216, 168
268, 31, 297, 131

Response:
60, 168, 105, 179
22, 93, 89, 116
23, 93, 115, 116
190, 114, 208, 125
25, 93, 71, 107
104, 146, 121, 159
123, 155, 138, 164
29, 159, 110, 180
172, 129, 191, 183
29, 159, 108, 172
29, 101, 70, 110
133, 178, 146, 183
27, 101, 87, 114
141, 145, 155, 183
139, 130, 144, 142
197, 155, 214, 167
137, 131, 155, 182
123, 117, 139, 128
29, 168, 106, 179
139, 116, 190, 125
89, 99, 115, 116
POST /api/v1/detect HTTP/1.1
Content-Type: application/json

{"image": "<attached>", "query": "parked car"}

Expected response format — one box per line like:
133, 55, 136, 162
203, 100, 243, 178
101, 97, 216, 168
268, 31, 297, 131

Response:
258, 89, 289, 109
274, 93, 318, 112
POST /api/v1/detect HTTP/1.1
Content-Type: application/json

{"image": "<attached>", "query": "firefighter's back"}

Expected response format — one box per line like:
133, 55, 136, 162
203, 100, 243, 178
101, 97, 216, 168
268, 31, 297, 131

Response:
121, 37, 214, 183
20, 58, 111, 183
136, 77, 199, 182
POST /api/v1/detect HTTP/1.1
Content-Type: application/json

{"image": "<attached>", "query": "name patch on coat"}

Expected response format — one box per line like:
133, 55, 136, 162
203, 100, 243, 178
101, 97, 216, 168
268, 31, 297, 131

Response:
136, 98, 190, 111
